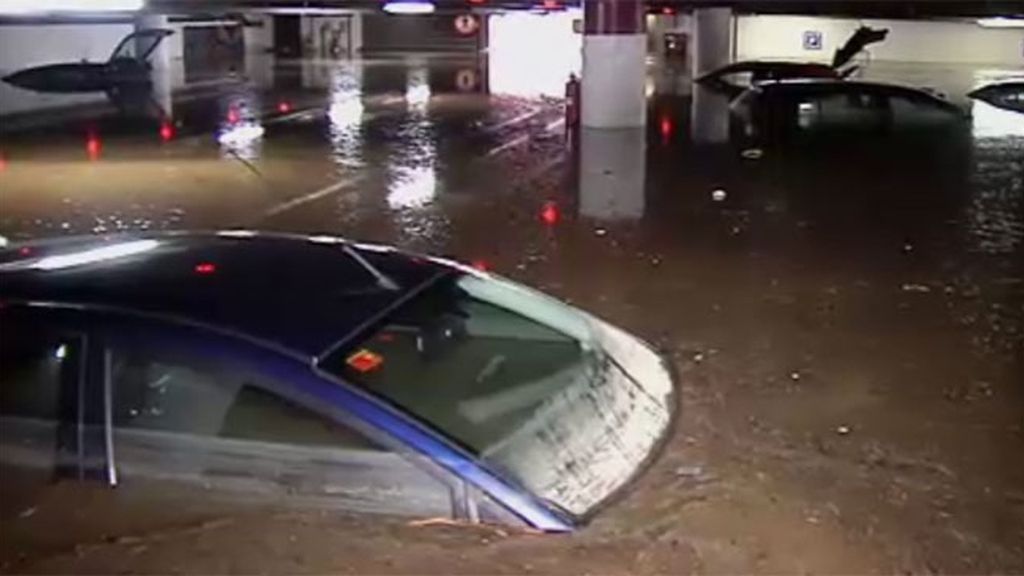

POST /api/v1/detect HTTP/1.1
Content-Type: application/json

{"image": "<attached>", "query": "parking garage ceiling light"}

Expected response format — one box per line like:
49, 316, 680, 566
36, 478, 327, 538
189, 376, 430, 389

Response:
0, 0, 143, 14
383, 1, 436, 14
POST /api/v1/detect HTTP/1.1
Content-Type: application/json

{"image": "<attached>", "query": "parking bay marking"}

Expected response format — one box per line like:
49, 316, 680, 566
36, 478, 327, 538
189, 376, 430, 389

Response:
261, 174, 368, 218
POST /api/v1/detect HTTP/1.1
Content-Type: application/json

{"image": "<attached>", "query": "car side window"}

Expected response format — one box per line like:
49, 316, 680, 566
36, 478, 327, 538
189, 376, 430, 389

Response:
796, 91, 890, 129
0, 323, 84, 519
106, 343, 453, 519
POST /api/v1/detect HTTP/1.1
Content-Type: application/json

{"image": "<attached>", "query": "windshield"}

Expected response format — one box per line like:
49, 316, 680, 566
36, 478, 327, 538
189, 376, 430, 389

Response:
323, 270, 674, 517
109, 29, 171, 63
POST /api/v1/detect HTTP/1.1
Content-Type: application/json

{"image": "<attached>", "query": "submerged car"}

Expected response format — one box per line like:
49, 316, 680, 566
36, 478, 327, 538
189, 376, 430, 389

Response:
697, 26, 888, 98
0, 233, 675, 533
731, 79, 966, 142
968, 81, 1024, 114
2, 29, 172, 94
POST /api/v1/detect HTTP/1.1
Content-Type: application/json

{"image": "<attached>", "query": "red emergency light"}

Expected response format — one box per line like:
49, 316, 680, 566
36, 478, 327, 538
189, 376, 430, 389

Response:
540, 201, 560, 226
85, 134, 101, 160
159, 121, 175, 142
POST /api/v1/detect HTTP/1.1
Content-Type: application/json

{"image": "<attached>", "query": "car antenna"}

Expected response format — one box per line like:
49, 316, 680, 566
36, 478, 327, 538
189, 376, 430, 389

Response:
341, 244, 400, 291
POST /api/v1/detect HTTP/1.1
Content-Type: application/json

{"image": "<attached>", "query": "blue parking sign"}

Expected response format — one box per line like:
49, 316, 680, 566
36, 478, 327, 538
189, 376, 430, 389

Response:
803, 30, 823, 51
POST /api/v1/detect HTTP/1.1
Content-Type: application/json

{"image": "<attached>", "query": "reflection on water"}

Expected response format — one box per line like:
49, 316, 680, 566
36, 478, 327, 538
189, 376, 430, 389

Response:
966, 131, 1024, 255
579, 128, 646, 221
971, 100, 1024, 139
328, 63, 365, 170
388, 166, 437, 209
405, 66, 431, 110
217, 89, 263, 161
388, 66, 437, 212
488, 10, 581, 98
218, 122, 265, 161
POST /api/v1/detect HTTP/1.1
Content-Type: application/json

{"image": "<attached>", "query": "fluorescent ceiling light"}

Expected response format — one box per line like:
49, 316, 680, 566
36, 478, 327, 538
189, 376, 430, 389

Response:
977, 17, 1024, 28
383, 1, 436, 15
0, 0, 143, 14
31, 240, 159, 271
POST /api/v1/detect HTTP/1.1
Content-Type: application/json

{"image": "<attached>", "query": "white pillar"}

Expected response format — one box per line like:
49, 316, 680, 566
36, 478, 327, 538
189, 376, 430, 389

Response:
692, 8, 732, 143
693, 7, 732, 78
579, 128, 646, 220
135, 14, 172, 119
581, 0, 646, 128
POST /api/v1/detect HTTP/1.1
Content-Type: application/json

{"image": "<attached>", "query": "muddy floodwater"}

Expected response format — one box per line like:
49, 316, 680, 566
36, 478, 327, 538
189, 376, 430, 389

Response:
0, 56, 1022, 573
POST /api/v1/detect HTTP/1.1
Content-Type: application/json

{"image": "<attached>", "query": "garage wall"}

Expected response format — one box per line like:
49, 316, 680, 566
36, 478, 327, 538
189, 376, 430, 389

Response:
301, 15, 363, 58
737, 15, 1024, 66
0, 23, 135, 73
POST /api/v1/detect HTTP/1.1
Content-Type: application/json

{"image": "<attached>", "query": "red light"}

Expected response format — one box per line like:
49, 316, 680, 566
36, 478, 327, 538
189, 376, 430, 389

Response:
540, 201, 560, 226
18, 247, 31, 256
469, 0, 485, 4
542, 0, 558, 8
471, 259, 490, 271
662, 6, 675, 14
660, 115, 674, 144
277, 101, 292, 114
347, 349, 384, 373
194, 262, 217, 275
86, 135, 101, 160
227, 108, 240, 124
159, 121, 175, 142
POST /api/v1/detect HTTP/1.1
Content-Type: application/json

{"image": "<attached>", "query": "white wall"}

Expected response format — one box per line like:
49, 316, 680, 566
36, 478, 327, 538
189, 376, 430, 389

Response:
0, 23, 134, 73
737, 15, 1024, 66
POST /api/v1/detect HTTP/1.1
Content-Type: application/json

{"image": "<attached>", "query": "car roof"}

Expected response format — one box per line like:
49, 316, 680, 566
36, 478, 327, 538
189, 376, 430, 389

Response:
754, 79, 962, 108
718, 60, 834, 73
697, 60, 836, 81
761, 78, 928, 94
0, 232, 448, 359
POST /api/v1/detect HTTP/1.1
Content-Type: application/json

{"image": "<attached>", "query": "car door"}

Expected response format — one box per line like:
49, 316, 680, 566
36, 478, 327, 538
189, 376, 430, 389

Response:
0, 308, 108, 561
95, 319, 459, 521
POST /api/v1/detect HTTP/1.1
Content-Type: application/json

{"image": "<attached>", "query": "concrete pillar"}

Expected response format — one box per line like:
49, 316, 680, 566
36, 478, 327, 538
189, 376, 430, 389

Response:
691, 8, 732, 143
582, 0, 646, 128
693, 7, 732, 77
135, 14, 172, 119
579, 128, 646, 220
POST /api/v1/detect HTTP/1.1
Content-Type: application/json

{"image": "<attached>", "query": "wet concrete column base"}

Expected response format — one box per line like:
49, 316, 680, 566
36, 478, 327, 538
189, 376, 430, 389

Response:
582, 0, 646, 128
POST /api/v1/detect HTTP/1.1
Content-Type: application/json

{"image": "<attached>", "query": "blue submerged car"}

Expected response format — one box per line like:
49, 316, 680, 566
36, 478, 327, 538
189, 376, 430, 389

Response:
0, 232, 675, 532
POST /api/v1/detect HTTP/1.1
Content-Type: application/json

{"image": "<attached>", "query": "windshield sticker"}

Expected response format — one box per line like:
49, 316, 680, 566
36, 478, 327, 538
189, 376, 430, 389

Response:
347, 349, 384, 373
